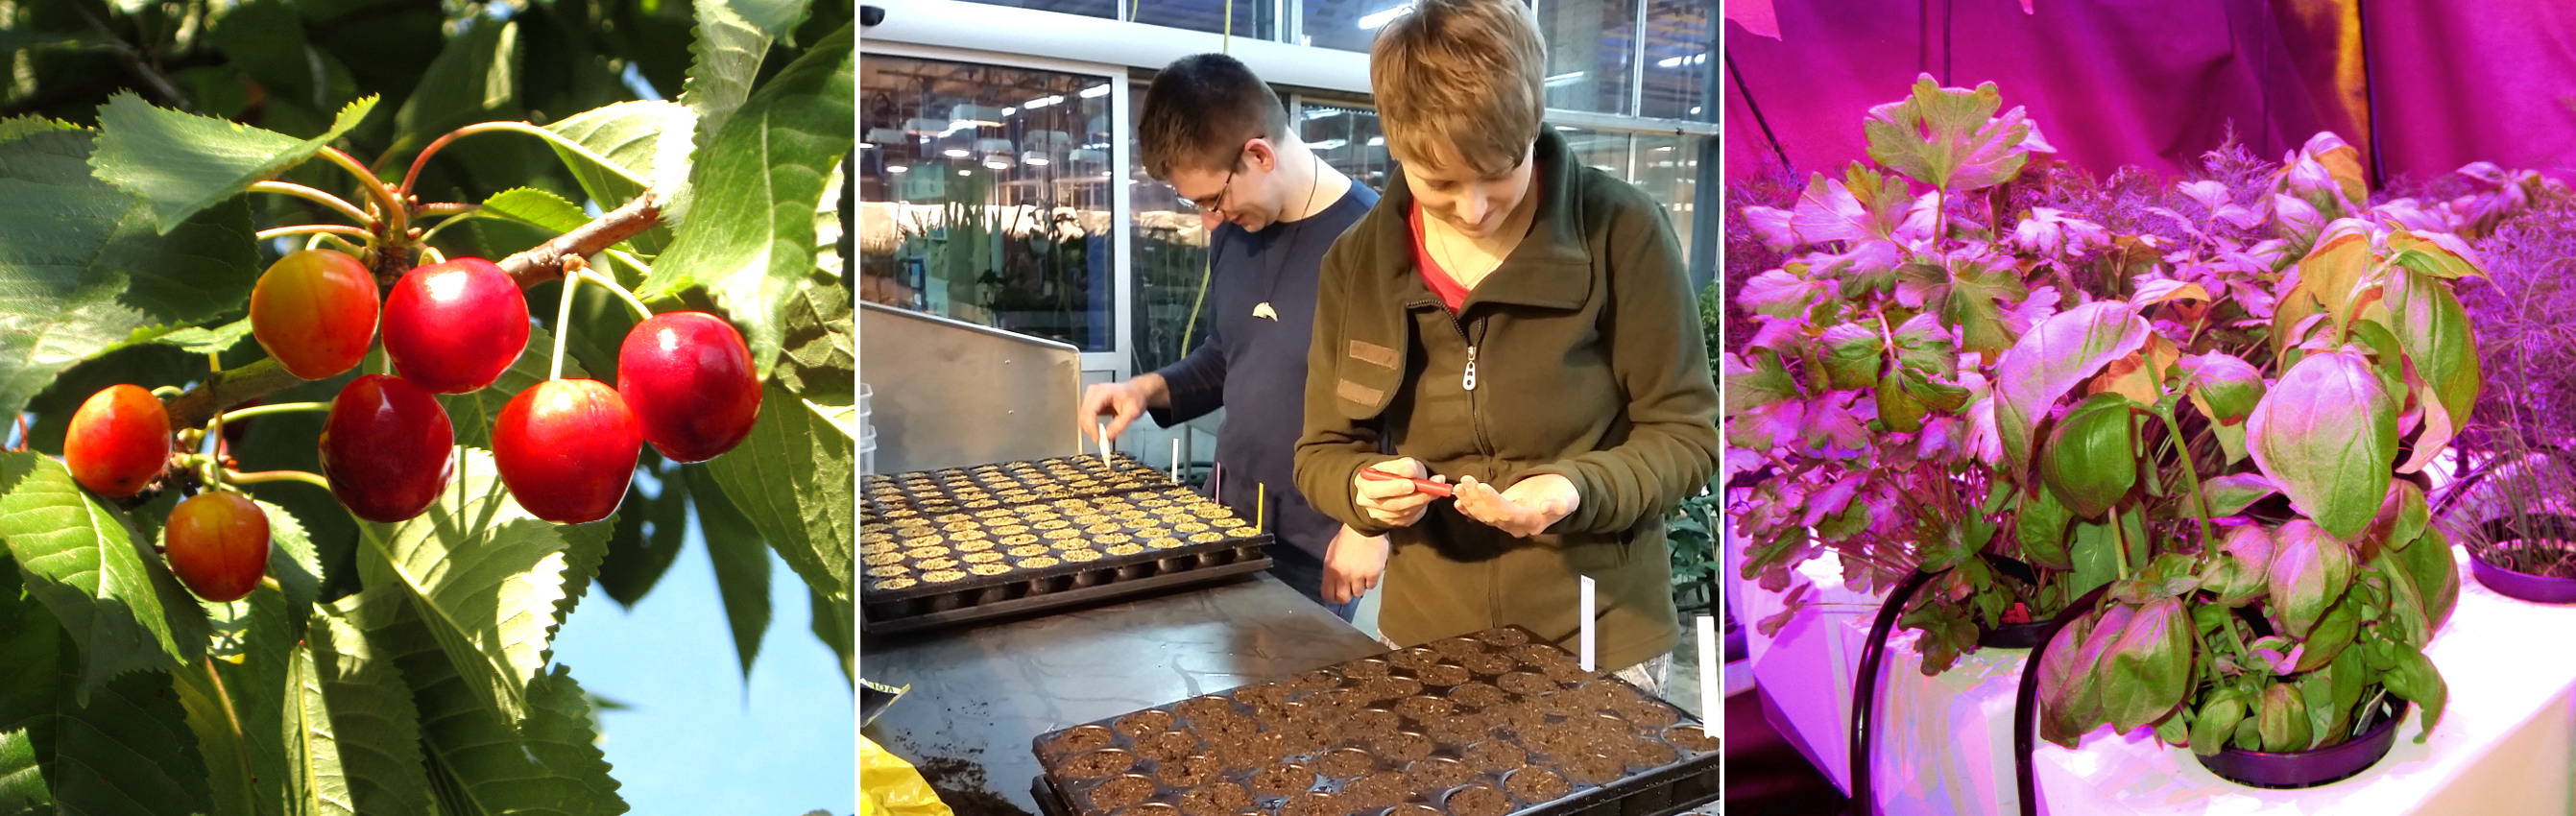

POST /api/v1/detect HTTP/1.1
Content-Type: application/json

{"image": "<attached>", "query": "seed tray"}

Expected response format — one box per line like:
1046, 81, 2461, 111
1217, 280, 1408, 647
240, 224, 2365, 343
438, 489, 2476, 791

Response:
1027, 626, 1721, 816
863, 453, 1169, 518
864, 551, 1275, 636
863, 458, 1281, 633
863, 487, 1265, 598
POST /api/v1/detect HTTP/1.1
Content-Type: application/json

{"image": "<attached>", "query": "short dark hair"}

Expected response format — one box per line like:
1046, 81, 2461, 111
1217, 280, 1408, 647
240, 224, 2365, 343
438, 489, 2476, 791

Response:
1138, 53, 1291, 180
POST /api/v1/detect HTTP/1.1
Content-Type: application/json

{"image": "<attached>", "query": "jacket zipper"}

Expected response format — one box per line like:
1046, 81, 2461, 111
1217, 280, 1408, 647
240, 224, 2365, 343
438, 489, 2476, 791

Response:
1445, 313, 1497, 482
1444, 310, 1506, 619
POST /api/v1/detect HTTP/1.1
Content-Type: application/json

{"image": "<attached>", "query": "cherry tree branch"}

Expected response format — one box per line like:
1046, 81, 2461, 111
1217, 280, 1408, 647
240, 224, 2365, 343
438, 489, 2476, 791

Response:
166, 193, 666, 429
164, 359, 302, 432
495, 193, 662, 288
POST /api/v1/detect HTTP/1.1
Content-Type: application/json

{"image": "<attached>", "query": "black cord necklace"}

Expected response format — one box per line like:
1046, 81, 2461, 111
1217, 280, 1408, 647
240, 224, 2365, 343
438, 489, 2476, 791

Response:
1252, 154, 1324, 322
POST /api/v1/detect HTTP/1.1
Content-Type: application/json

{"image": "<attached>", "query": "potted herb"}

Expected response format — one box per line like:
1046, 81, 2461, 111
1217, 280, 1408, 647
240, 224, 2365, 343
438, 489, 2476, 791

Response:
1723, 75, 2478, 791
2439, 179, 2576, 602
2440, 430, 2576, 604
2010, 133, 2478, 789
1724, 74, 2076, 675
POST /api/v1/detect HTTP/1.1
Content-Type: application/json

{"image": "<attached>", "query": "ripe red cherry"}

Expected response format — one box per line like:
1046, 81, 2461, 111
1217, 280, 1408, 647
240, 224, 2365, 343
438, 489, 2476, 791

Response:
250, 249, 379, 379
64, 384, 170, 497
617, 312, 762, 463
321, 374, 456, 522
494, 379, 640, 524
163, 491, 270, 603
381, 257, 529, 394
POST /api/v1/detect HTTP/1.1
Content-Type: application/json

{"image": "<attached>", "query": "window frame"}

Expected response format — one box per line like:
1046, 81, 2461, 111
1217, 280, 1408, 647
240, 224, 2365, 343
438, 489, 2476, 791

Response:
861, 42, 1140, 379
862, 0, 1719, 376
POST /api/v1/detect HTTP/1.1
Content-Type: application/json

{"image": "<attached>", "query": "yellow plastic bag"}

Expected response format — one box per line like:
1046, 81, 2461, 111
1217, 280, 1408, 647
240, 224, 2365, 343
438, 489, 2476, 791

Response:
861, 736, 953, 816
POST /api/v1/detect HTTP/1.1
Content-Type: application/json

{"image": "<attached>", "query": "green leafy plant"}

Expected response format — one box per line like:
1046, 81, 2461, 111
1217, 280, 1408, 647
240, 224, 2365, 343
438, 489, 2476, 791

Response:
2435, 178, 2576, 579
1668, 489, 1720, 612
920, 168, 1001, 321
1131, 220, 1214, 374
1722, 74, 2479, 760
1725, 73, 2069, 672
0, 1, 855, 813
982, 207, 1098, 348
1665, 280, 1725, 612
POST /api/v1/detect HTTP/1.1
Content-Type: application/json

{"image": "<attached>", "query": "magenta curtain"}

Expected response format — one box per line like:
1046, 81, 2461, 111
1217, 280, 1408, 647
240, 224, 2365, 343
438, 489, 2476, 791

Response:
2366, 0, 2576, 183
1725, 1, 2576, 185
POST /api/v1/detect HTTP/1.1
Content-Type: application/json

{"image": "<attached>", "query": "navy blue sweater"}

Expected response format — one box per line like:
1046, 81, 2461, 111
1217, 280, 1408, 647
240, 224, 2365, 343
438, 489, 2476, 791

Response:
1151, 183, 1380, 559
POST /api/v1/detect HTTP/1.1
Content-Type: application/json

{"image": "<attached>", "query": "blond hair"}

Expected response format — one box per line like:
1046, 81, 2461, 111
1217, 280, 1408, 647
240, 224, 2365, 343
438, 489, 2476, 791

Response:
1369, 0, 1547, 178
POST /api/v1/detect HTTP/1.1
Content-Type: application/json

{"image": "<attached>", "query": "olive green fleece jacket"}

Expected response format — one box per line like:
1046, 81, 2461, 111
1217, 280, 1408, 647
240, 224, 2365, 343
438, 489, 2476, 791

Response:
1293, 129, 1720, 672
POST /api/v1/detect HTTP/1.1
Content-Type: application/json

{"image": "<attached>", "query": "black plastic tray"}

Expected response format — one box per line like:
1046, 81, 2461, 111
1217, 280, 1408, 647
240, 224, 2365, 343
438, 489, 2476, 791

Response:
862, 455, 1276, 634
863, 551, 1275, 635
1026, 626, 1721, 816
862, 494, 1270, 602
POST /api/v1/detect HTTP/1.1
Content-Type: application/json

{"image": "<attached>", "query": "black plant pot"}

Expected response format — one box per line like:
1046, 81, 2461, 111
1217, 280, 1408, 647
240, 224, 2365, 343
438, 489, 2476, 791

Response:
1977, 618, 2054, 649
2194, 699, 2408, 789
1974, 555, 2052, 649
2470, 516, 2576, 604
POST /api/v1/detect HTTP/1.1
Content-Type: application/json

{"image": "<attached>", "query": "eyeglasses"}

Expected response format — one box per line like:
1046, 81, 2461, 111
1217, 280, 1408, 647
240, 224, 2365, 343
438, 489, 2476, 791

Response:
1177, 148, 1247, 214
1178, 166, 1237, 214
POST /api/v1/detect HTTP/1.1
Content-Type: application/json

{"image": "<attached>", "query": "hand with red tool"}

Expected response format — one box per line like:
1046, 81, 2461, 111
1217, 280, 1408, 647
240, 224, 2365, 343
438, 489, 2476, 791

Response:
1351, 458, 1450, 527
1359, 466, 1454, 497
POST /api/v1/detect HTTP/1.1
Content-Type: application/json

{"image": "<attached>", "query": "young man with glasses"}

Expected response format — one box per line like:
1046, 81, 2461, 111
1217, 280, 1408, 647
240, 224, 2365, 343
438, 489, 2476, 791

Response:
1077, 53, 1384, 620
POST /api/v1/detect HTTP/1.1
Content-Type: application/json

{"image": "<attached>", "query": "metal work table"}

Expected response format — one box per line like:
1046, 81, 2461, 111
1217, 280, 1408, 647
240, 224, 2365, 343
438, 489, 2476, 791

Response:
861, 573, 1384, 815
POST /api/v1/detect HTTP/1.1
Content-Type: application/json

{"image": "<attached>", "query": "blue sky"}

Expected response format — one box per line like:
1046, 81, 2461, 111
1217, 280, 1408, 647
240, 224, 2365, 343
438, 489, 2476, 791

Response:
550, 522, 855, 815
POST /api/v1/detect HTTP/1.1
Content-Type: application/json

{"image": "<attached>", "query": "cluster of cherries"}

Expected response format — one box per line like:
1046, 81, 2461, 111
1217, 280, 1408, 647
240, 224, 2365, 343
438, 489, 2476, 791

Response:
61, 250, 762, 602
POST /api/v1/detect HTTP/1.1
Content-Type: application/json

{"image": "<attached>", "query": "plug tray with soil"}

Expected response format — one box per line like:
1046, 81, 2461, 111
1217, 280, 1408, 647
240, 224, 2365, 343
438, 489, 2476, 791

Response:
1029, 626, 1720, 816
863, 454, 1275, 633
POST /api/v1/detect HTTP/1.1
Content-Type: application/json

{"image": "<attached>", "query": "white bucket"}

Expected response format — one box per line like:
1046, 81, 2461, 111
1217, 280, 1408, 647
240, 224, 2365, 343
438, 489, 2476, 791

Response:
859, 424, 878, 475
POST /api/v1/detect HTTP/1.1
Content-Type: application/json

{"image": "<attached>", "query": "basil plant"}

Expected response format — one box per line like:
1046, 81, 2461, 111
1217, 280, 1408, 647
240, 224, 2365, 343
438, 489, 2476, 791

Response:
1724, 76, 2485, 756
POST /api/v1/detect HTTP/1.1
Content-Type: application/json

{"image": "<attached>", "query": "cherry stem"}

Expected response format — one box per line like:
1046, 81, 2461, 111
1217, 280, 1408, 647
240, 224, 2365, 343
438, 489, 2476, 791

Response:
249, 181, 372, 225
202, 354, 225, 490
413, 212, 482, 248
314, 146, 406, 239
416, 203, 479, 216
604, 248, 651, 274
400, 121, 647, 200
551, 263, 582, 381
414, 215, 472, 247
200, 657, 257, 803
256, 224, 375, 243
150, 385, 184, 399
215, 402, 330, 422
317, 233, 369, 256
226, 469, 331, 491
576, 269, 655, 322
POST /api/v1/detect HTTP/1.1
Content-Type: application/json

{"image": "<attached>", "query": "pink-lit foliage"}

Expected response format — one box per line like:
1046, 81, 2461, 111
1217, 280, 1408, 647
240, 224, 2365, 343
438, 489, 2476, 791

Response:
1722, 74, 2504, 757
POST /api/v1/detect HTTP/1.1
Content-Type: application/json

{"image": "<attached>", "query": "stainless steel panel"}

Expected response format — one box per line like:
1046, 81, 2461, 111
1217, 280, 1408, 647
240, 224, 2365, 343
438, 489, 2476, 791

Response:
860, 574, 1381, 814
860, 301, 1086, 472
